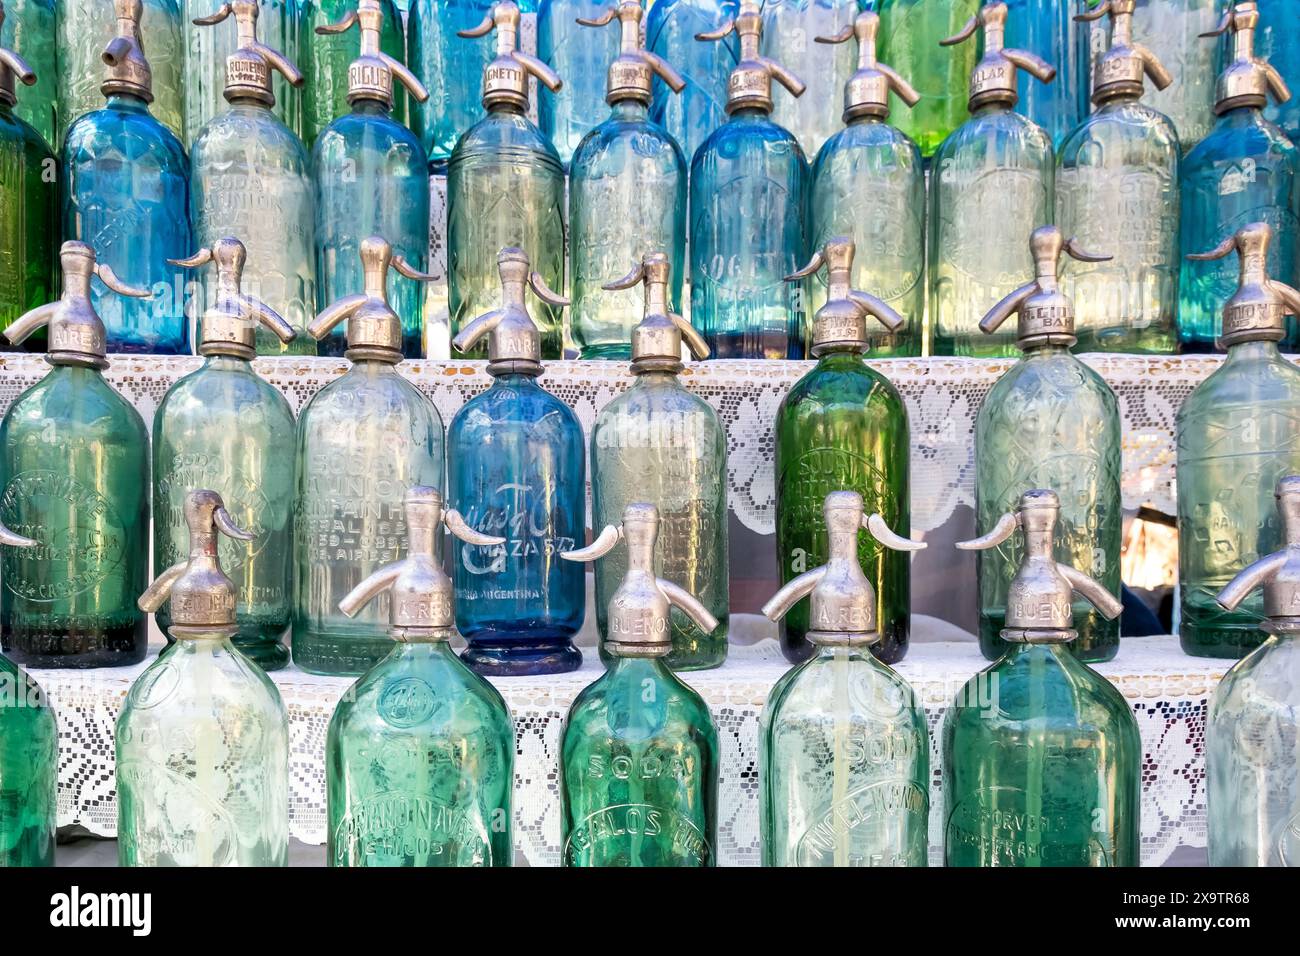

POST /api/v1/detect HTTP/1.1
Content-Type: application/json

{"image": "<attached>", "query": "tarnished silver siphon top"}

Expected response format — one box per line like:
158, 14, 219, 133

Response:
941, 1, 1055, 112
763, 491, 923, 647
138, 490, 254, 635
308, 236, 435, 363
0, 3, 37, 110
1203, 1, 1290, 115
958, 489, 1123, 644
1217, 476, 1300, 631
697, 0, 805, 115
4, 241, 152, 369
453, 247, 569, 377
194, 1, 303, 108
579, 0, 685, 106
102, 0, 154, 102
1077, 0, 1172, 105
339, 486, 504, 642
317, 0, 428, 110
977, 225, 1111, 351
171, 238, 297, 360
787, 238, 905, 356
1186, 221, 1300, 348
818, 11, 919, 123
605, 252, 709, 373
562, 503, 719, 657
460, 0, 563, 113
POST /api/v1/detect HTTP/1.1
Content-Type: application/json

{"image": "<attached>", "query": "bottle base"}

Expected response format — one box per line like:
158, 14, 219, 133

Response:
2, 621, 147, 668
462, 639, 583, 676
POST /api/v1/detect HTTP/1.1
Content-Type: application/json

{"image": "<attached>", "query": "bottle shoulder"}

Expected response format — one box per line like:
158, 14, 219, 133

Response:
0, 111, 54, 161
571, 118, 687, 179
982, 353, 1118, 418
453, 378, 582, 435
193, 109, 310, 169
452, 113, 565, 171
767, 653, 924, 729
781, 358, 907, 416
5, 370, 148, 441
598, 378, 720, 425
120, 643, 286, 725
334, 649, 513, 736
313, 111, 428, 168
814, 122, 921, 175
565, 665, 715, 743
1186, 112, 1299, 170
300, 367, 444, 434
1060, 103, 1181, 166
158, 365, 295, 431
1212, 636, 1299, 715
64, 107, 189, 171
693, 116, 808, 172
1180, 352, 1300, 418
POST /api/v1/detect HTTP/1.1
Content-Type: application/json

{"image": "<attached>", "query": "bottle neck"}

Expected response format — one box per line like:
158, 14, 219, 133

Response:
731, 106, 770, 124
1021, 341, 1072, 359
106, 93, 150, 113
491, 370, 541, 388
200, 353, 253, 373
352, 98, 391, 118
609, 99, 649, 123
632, 369, 682, 387
816, 349, 868, 369
971, 101, 1011, 120
1226, 339, 1283, 363
489, 102, 527, 119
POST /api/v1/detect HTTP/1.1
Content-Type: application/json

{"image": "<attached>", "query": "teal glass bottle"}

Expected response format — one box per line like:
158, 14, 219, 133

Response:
294, 237, 445, 676
1177, 222, 1300, 659
775, 239, 910, 665
929, 1, 1056, 357
302, 0, 405, 147
590, 254, 727, 670
155, 239, 298, 670
119, 490, 289, 867
945, 489, 1138, 867
568, 1, 687, 358
0, 243, 150, 668
328, 487, 514, 866
973, 227, 1122, 663
808, 11, 923, 357
690, 0, 809, 359
760, 492, 928, 867
646, 0, 738, 169
1, 0, 55, 146
1003, 0, 1087, 147
538, 0, 619, 165
447, 1, 566, 359
559, 504, 720, 866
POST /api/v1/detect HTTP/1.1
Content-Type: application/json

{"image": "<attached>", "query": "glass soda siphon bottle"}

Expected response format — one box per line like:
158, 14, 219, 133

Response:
155, 238, 298, 670
0, 0, 55, 147
1177, 221, 1300, 659
973, 226, 1122, 664
568, 0, 687, 358
775, 238, 910, 665
690, 0, 808, 359
538, 0, 621, 166
645, 0, 737, 169
408, 0, 498, 167
302, 0, 405, 147
559, 504, 720, 866
118, 490, 289, 867
449, 248, 585, 675
760, 491, 928, 867
1002, 0, 1088, 147
1, 243, 151, 668
328, 486, 515, 867
447, 1, 566, 360
1255, 0, 1300, 145
808, 10, 923, 357
945, 489, 1138, 867
928, 0, 1056, 358
294, 237, 445, 676
590, 253, 728, 670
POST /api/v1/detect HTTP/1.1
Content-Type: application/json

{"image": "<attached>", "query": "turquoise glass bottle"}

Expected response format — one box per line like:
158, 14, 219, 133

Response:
294, 237, 445, 676
929, 1, 1056, 357
447, 1, 566, 359
1177, 222, 1300, 659
119, 490, 289, 867
646, 0, 738, 168
538, 0, 619, 165
155, 239, 298, 670
0, 243, 150, 668
61, 1, 192, 354
328, 487, 514, 867
568, 1, 687, 358
1003, 0, 1087, 146
1, 0, 54, 146
449, 248, 584, 675
1256, 0, 1300, 145
690, 0, 809, 359
808, 11, 923, 357
408, 0, 501, 167
945, 489, 1138, 867
559, 504, 720, 866
313, 0, 430, 358
302, 0, 405, 146
760, 492, 928, 867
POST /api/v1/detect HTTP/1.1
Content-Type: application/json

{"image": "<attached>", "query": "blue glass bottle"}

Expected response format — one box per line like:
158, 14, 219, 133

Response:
1003, 0, 1087, 147
61, 3, 191, 354
538, 0, 620, 166
313, 0, 431, 358
449, 248, 584, 676
646, 0, 737, 169
691, 0, 808, 359
1256, 0, 1300, 145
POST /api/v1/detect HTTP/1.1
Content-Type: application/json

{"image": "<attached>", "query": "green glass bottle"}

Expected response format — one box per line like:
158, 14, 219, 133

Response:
760, 491, 929, 867
945, 489, 1138, 867
559, 504, 720, 866
328, 486, 514, 867
0, 243, 151, 668
0, 0, 55, 147
775, 238, 910, 665
301, 0, 406, 147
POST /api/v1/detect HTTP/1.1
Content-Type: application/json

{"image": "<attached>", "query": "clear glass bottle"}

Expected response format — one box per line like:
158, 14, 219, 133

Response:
294, 237, 445, 676
1177, 222, 1300, 658
302, 0, 405, 147
328, 487, 514, 866
568, 1, 687, 358
760, 492, 928, 867
775, 238, 910, 664
313, 0, 430, 358
61, 3, 192, 354
189, 2, 317, 353
408, 0, 501, 167
973, 227, 1123, 663
447, 1, 566, 359
155, 239, 298, 670
118, 490, 289, 867
1256, 0, 1300, 145
591, 254, 727, 669
0, 243, 150, 668
559, 504, 720, 866
808, 11, 923, 357
928, 1, 1056, 358
1003, 0, 1088, 147
449, 248, 584, 675
1, 0, 55, 147
1178, 2, 1298, 351
945, 489, 1138, 867
538, 0, 620, 165
690, 0, 808, 359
